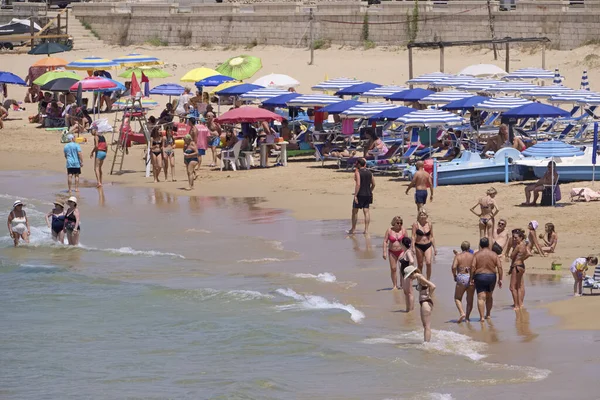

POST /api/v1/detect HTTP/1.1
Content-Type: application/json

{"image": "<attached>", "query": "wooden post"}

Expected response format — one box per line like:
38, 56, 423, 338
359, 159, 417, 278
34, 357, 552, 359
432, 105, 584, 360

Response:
65, 9, 69, 35
541, 43, 546, 69
57, 14, 61, 38
309, 8, 314, 66
439, 45, 445, 73
30, 13, 35, 51
505, 41, 510, 73
408, 46, 414, 88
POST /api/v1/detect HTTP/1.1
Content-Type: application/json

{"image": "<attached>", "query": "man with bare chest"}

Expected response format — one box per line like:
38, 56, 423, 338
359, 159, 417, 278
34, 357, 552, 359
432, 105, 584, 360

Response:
492, 218, 510, 258
471, 238, 503, 322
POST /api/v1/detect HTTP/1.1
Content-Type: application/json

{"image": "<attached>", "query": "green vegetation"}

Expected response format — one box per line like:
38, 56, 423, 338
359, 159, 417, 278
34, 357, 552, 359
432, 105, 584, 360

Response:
361, 13, 369, 42
582, 38, 600, 47
583, 53, 600, 68
146, 35, 168, 47
406, 0, 419, 43
363, 40, 376, 50
313, 38, 331, 50
246, 38, 258, 49
81, 20, 100, 40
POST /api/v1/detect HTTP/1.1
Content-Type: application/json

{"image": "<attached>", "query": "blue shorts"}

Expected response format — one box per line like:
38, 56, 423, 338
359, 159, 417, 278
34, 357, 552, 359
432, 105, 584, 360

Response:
198, 149, 206, 156
209, 136, 220, 147
474, 273, 497, 294
96, 151, 107, 160
415, 189, 428, 204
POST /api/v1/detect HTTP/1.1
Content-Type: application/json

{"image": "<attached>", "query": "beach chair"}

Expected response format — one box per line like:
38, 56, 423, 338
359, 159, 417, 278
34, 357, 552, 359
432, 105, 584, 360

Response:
541, 174, 560, 206
582, 264, 600, 294
548, 123, 576, 141
568, 123, 590, 142
220, 141, 243, 171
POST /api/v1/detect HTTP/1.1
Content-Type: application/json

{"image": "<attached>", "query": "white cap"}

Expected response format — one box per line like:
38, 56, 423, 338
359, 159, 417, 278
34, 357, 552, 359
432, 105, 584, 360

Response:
403, 265, 418, 279
12, 200, 23, 208
67, 134, 75, 142
67, 196, 77, 204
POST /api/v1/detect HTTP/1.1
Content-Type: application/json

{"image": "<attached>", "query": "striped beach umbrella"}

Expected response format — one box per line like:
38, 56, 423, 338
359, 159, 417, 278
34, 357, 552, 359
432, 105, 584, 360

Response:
406, 72, 455, 85
385, 88, 435, 102
286, 94, 343, 107
577, 94, 600, 105
112, 53, 162, 67
395, 109, 465, 127
362, 85, 407, 98
336, 82, 381, 96
484, 81, 539, 94
312, 77, 364, 91
520, 85, 573, 99
419, 90, 472, 105
581, 70, 590, 90
340, 102, 398, 118
549, 90, 599, 103
215, 83, 263, 96
474, 96, 533, 112
149, 83, 185, 96
261, 93, 301, 108
553, 69, 563, 85
504, 67, 555, 80
440, 95, 490, 111
457, 79, 504, 92
239, 87, 289, 100
429, 77, 477, 89
66, 57, 119, 70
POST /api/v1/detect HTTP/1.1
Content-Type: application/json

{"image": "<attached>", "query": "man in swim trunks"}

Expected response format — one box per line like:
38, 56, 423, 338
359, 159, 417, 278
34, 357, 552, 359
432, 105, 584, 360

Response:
405, 160, 433, 213
452, 241, 475, 323
63, 134, 83, 194
471, 237, 503, 322
492, 218, 511, 259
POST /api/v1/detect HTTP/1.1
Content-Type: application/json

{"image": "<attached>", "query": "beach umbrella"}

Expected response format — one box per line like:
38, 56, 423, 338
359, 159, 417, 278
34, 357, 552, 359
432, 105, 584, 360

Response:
261, 93, 301, 108
287, 94, 343, 107
28, 42, 70, 56
209, 81, 243, 95
335, 82, 381, 96
69, 76, 117, 92
406, 72, 455, 85
368, 106, 415, 122
457, 64, 506, 77
317, 100, 362, 114
474, 96, 533, 111
549, 90, 599, 103
216, 83, 263, 96
483, 81, 539, 94
239, 87, 288, 101
578, 94, 600, 106
66, 57, 119, 70
113, 97, 158, 109
149, 83, 185, 96
362, 85, 407, 98
40, 77, 80, 92
520, 85, 573, 99
395, 109, 465, 126
112, 53, 162, 67
180, 67, 220, 83
581, 70, 590, 90
340, 102, 397, 118
312, 77, 364, 91
215, 106, 283, 124
419, 90, 472, 105
553, 69, 563, 85
429, 77, 478, 89
0, 71, 26, 86
502, 103, 570, 119
33, 70, 80, 86
105, 79, 126, 92
593, 123, 598, 183
32, 57, 67, 68
119, 67, 170, 79
385, 88, 434, 102
457, 79, 504, 92
522, 140, 584, 157
253, 73, 299, 89
504, 67, 555, 80
195, 75, 235, 88
441, 95, 490, 111
216, 55, 262, 80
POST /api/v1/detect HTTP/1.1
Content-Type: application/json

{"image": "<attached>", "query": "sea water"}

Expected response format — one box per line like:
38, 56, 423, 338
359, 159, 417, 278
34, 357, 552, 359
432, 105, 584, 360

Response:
1, 170, 598, 399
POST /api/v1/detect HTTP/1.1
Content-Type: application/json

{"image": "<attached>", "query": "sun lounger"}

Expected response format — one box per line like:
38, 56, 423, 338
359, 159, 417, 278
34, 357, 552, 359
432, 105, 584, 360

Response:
570, 187, 600, 202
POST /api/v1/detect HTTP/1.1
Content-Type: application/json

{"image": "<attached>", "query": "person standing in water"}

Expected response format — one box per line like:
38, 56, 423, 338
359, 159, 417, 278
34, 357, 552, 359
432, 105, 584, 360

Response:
411, 209, 436, 279
90, 127, 107, 188
348, 158, 375, 235
382, 216, 407, 290
45, 201, 65, 243
64, 197, 81, 246
63, 134, 83, 194
162, 124, 176, 182
452, 241, 475, 323
405, 160, 433, 213
7, 200, 30, 246
470, 187, 499, 240
509, 229, 531, 310
182, 134, 199, 191
471, 237, 503, 322
399, 237, 416, 311
403, 265, 436, 342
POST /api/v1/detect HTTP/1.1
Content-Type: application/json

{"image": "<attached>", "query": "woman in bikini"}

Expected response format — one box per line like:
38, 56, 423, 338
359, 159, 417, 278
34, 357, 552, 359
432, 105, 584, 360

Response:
539, 222, 558, 254
382, 216, 407, 290
527, 220, 546, 257
45, 201, 65, 243
182, 134, 199, 191
90, 127, 107, 188
399, 237, 416, 311
452, 241, 475, 323
404, 266, 436, 342
149, 126, 163, 183
64, 196, 81, 246
509, 228, 531, 310
412, 210, 436, 280
470, 187, 499, 240
7, 200, 30, 247
162, 125, 176, 182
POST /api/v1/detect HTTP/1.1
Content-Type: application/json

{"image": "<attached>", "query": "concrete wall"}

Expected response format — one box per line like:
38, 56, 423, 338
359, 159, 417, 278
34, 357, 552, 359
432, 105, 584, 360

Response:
72, 0, 600, 50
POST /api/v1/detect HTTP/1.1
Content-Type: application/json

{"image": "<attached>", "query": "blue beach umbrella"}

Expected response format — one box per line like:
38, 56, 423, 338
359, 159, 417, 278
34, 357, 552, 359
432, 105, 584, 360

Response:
385, 88, 434, 102
149, 83, 185, 96
362, 85, 407, 98
317, 100, 362, 114
0, 71, 26, 86
286, 94, 343, 107
502, 103, 570, 119
368, 106, 415, 122
504, 67, 555, 80
522, 141, 584, 157
195, 75, 235, 89
396, 109, 465, 127
335, 82, 380, 96
239, 87, 289, 101
216, 83, 263, 96
441, 95, 490, 111
312, 77, 364, 91
520, 85, 573, 99
261, 93, 301, 108
419, 90, 472, 105
340, 102, 398, 118
429, 77, 477, 89
474, 96, 533, 112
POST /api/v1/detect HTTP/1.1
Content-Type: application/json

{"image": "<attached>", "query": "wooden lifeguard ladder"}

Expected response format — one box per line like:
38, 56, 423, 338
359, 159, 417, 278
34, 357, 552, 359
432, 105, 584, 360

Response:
110, 96, 151, 176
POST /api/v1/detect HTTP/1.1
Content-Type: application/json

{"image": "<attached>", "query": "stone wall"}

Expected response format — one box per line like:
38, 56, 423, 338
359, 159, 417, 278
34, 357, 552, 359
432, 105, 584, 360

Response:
72, 0, 600, 50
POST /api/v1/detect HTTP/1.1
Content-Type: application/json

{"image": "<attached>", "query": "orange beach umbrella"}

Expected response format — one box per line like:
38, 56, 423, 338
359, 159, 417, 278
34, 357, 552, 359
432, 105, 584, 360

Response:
32, 57, 68, 68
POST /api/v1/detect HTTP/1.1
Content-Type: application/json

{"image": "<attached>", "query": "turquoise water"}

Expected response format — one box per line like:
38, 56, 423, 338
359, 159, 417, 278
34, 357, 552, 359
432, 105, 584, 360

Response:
0, 171, 598, 399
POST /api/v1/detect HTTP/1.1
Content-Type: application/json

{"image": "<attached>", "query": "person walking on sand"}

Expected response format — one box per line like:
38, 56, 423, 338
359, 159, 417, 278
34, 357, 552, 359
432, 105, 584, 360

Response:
7, 200, 30, 247
570, 256, 598, 296
399, 237, 416, 311
205, 112, 222, 168
403, 266, 436, 342
412, 209, 436, 279
45, 201, 65, 243
64, 134, 83, 194
452, 241, 475, 323
471, 237, 503, 322
540, 222, 558, 254
382, 216, 407, 290
405, 160, 433, 213
509, 229, 530, 310
348, 158, 375, 235
470, 187, 499, 240
492, 218, 511, 259
163, 124, 176, 182
182, 134, 199, 191
64, 197, 81, 246
149, 126, 164, 183
522, 161, 558, 206
90, 127, 107, 188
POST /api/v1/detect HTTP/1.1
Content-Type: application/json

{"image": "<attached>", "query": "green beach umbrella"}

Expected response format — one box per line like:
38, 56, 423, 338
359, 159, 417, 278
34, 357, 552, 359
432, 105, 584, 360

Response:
28, 42, 71, 56
33, 70, 80, 86
216, 55, 262, 81
119, 67, 171, 79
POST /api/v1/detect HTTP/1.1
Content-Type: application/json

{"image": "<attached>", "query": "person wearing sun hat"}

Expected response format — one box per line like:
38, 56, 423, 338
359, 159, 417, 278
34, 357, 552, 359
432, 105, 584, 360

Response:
45, 201, 66, 243
7, 200, 30, 246
403, 265, 436, 342
64, 196, 81, 246
526, 220, 545, 256
63, 133, 83, 194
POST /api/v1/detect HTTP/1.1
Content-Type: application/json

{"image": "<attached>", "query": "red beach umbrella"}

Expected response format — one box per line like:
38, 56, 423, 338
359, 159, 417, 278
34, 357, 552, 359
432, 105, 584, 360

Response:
215, 106, 283, 124
69, 76, 117, 92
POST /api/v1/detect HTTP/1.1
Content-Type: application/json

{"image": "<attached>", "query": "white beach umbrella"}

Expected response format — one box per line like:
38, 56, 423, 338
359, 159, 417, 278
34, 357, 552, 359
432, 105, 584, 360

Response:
362, 85, 407, 98
483, 81, 539, 94
457, 79, 505, 92
458, 64, 507, 77
311, 77, 364, 91
419, 90, 472, 105
406, 72, 455, 85
474, 96, 533, 112
550, 90, 599, 103
578, 94, 600, 105
429, 77, 477, 89
504, 67, 555, 80
239, 87, 289, 100
286, 94, 343, 107
395, 109, 465, 127
520, 85, 573, 99
253, 73, 299, 89
340, 102, 398, 118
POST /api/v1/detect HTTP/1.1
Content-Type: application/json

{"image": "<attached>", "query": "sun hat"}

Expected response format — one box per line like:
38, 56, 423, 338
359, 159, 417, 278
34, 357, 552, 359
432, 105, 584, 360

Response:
67, 196, 78, 204
53, 201, 64, 208
403, 265, 418, 280
530, 220, 538, 230
12, 200, 23, 208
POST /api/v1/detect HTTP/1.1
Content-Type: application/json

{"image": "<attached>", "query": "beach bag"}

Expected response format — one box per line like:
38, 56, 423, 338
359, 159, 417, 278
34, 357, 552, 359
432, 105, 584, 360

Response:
60, 129, 70, 143
91, 118, 113, 133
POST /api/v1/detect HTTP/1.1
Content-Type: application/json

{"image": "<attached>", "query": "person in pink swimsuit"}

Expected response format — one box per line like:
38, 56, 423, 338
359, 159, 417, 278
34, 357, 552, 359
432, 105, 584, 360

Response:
383, 216, 407, 290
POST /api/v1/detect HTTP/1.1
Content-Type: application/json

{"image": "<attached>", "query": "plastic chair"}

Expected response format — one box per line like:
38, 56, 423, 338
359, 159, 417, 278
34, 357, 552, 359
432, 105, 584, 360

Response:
220, 141, 243, 171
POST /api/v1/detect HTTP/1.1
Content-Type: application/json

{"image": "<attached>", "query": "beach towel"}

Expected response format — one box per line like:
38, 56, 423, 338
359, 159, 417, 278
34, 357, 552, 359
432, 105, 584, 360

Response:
570, 187, 600, 202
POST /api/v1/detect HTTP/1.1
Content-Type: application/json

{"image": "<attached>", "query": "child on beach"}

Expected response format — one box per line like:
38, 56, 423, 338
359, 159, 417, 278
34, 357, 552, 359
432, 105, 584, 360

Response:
527, 220, 546, 257
570, 256, 598, 296
539, 223, 558, 253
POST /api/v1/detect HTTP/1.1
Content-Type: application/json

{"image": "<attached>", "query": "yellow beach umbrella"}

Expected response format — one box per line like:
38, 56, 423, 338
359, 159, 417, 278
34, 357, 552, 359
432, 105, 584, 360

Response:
180, 67, 220, 83
209, 81, 243, 95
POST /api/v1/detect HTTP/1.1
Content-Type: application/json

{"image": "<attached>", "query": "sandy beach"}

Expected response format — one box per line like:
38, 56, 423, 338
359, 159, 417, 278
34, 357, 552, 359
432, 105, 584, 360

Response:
2, 44, 599, 330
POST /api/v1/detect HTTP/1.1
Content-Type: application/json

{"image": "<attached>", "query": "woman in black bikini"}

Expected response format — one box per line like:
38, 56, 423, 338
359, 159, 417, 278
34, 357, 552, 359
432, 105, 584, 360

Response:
470, 187, 499, 240
404, 265, 436, 342
182, 135, 199, 191
412, 210, 436, 279
509, 228, 531, 311
64, 196, 81, 246
398, 237, 416, 311
149, 126, 163, 183
162, 125, 176, 182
